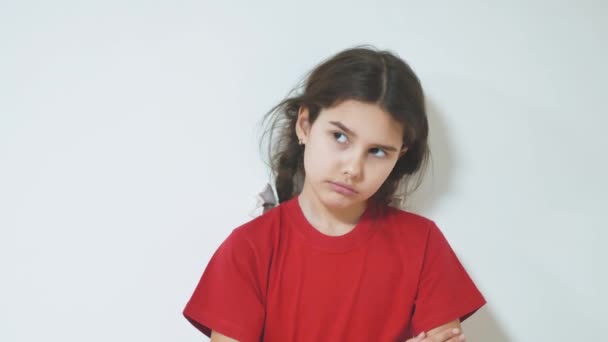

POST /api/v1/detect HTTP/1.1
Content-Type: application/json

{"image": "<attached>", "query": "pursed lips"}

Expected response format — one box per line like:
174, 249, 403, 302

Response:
328, 181, 358, 194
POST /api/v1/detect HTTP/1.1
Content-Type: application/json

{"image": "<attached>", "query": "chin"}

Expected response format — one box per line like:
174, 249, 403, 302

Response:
320, 191, 363, 209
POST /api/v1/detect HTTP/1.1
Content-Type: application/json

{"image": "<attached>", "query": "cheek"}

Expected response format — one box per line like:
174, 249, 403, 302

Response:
303, 144, 335, 176
365, 161, 398, 184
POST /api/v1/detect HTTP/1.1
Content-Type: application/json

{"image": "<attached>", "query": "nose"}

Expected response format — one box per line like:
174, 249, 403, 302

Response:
343, 151, 364, 181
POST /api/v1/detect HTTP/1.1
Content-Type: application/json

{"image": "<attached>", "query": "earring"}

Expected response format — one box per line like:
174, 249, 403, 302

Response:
298, 138, 304, 145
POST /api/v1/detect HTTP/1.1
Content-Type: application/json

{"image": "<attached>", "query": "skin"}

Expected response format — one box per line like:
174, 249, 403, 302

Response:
294, 99, 408, 236
210, 99, 466, 341
407, 319, 466, 342
210, 331, 238, 342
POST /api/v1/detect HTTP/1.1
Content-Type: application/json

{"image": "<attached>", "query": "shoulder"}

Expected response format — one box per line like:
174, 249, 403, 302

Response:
380, 206, 440, 238
223, 201, 285, 257
374, 206, 454, 257
232, 202, 283, 239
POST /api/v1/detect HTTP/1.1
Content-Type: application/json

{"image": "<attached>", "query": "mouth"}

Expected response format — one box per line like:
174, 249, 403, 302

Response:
327, 181, 358, 196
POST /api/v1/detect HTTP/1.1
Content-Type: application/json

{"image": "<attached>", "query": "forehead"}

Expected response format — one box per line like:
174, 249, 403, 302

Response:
316, 99, 403, 143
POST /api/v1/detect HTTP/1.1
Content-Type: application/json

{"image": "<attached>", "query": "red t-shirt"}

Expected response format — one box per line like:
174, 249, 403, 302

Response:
183, 196, 486, 341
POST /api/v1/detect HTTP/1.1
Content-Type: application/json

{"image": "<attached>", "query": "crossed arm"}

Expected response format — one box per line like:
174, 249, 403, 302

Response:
209, 330, 238, 342
209, 319, 466, 342
407, 319, 465, 342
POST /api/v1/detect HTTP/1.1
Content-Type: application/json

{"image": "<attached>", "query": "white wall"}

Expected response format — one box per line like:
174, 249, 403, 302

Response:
1, 1, 605, 341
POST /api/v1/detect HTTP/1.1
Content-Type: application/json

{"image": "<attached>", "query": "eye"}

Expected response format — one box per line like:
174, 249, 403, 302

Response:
333, 131, 348, 144
370, 147, 387, 158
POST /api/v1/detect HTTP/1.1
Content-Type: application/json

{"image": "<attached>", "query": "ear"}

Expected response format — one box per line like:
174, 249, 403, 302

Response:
295, 106, 311, 143
399, 146, 409, 158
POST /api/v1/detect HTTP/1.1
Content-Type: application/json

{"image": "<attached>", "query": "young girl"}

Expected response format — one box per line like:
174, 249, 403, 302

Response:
183, 46, 486, 342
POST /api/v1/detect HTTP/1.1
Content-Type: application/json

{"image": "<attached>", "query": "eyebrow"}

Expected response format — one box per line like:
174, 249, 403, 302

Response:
328, 121, 400, 152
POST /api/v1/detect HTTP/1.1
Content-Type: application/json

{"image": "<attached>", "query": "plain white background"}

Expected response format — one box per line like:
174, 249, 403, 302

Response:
1, 1, 606, 341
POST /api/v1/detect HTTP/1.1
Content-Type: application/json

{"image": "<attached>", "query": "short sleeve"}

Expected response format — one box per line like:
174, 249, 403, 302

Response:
183, 228, 265, 342
410, 221, 486, 335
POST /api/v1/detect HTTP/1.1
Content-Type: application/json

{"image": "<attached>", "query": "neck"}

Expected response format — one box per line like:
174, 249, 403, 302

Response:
297, 180, 367, 236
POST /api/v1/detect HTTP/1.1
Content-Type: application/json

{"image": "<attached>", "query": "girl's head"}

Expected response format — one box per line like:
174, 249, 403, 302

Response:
261, 45, 429, 210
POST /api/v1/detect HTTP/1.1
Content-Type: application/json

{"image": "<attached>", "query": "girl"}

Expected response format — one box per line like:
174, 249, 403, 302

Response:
183, 46, 486, 342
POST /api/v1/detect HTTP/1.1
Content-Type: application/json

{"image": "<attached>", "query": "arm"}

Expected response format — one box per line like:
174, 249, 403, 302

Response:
426, 319, 462, 337
210, 330, 239, 342
407, 319, 465, 342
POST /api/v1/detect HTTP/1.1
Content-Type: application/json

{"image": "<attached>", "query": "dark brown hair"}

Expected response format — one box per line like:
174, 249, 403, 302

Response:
259, 45, 430, 209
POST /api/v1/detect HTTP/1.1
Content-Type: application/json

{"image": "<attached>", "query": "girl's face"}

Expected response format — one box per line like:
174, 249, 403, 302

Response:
296, 99, 407, 211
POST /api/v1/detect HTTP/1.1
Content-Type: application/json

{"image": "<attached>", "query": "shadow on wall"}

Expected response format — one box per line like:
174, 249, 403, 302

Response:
463, 306, 512, 342
403, 99, 455, 214
406, 99, 513, 341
